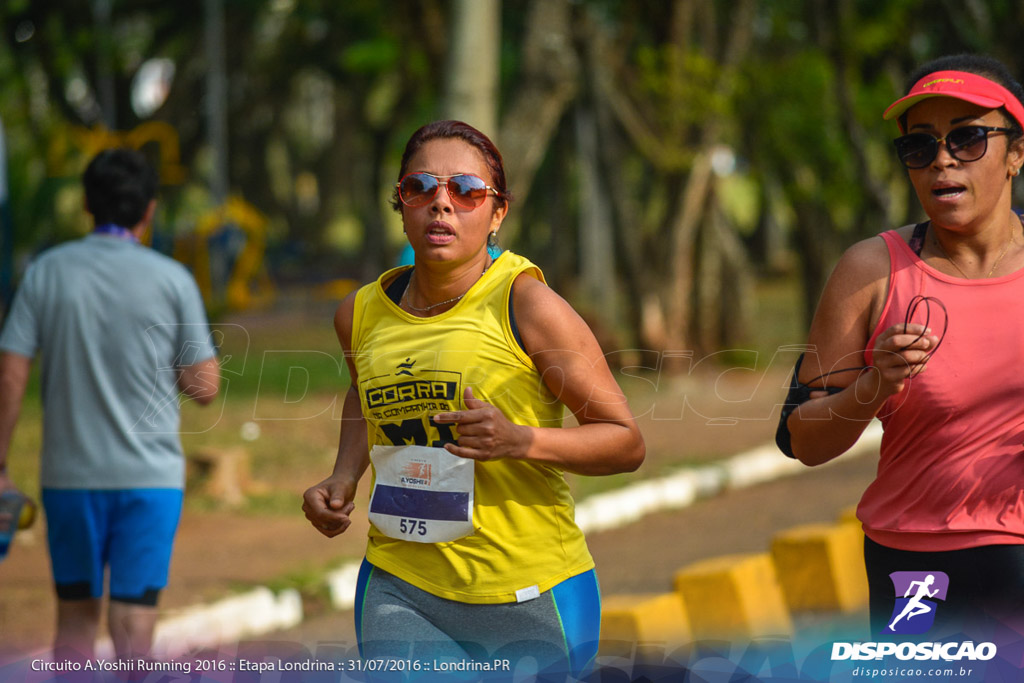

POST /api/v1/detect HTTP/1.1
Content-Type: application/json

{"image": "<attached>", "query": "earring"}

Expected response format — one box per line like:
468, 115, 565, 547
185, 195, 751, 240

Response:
1014, 168, 1021, 177
487, 231, 499, 248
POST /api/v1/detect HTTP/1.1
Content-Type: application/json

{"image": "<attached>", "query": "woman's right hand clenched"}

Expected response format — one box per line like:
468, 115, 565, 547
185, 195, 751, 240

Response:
302, 475, 357, 538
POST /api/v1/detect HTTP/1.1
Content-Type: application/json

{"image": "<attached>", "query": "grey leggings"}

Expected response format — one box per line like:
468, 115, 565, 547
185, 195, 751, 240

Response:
354, 560, 600, 681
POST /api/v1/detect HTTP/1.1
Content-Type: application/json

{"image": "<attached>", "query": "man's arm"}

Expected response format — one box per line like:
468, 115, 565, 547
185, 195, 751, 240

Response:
0, 352, 31, 490
177, 357, 220, 406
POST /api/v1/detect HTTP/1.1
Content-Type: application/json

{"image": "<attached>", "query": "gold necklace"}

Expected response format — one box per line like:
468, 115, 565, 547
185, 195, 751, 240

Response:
401, 289, 466, 313
932, 226, 1014, 279
401, 258, 492, 313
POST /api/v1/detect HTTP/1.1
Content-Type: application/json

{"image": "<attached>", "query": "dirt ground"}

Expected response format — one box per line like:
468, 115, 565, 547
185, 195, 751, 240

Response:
268, 452, 877, 650
0, 362, 879, 662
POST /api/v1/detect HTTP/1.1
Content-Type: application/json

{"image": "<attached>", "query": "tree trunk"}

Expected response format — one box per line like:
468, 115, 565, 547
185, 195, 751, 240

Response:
830, 0, 890, 240
575, 96, 616, 318
498, 0, 580, 240
792, 200, 838, 327
443, 0, 500, 137
711, 201, 753, 349
664, 148, 714, 355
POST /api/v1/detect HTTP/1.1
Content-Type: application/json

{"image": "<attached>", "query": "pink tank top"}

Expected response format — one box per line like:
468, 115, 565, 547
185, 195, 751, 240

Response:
859, 229, 1024, 551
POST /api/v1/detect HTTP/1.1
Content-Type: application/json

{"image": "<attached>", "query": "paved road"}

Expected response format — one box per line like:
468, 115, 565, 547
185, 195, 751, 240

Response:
0, 451, 879, 682
262, 452, 879, 648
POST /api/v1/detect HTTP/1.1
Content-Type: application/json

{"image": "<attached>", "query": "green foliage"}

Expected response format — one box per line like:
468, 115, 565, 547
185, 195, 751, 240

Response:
341, 39, 400, 74
5, 0, 1024, 354
743, 53, 846, 178
214, 324, 349, 399
718, 173, 761, 234
634, 47, 725, 135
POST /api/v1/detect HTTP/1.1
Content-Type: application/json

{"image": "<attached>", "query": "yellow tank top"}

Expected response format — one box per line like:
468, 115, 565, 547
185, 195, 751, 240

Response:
351, 252, 595, 603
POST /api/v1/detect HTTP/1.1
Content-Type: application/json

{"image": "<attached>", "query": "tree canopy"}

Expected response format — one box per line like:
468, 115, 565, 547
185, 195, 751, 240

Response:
2, 0, 1023, 354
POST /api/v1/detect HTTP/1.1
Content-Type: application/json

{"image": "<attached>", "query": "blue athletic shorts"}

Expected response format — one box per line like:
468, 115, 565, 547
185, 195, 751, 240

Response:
42, 489, 183, 606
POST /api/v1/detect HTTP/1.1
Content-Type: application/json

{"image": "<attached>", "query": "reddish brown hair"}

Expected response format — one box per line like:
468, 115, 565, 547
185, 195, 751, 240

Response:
391, 120, 511, 212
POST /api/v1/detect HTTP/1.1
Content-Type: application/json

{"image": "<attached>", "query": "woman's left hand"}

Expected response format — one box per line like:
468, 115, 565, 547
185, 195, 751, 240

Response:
433, 387, 530, 461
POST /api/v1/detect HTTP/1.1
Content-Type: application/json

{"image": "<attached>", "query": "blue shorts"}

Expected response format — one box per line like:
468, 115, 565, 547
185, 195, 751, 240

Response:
42, 489, 183, 606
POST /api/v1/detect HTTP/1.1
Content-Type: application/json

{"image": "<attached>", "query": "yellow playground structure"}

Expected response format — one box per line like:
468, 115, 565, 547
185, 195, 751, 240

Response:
175, 196, 275, 311
49, 123, 276, 312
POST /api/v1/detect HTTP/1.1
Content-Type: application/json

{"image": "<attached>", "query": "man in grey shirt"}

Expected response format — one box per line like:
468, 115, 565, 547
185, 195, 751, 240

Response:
0, 148, 220, 661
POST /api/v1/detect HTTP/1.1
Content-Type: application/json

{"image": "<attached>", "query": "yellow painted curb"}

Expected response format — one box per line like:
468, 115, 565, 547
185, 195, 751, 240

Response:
601, 593, 691, 647
674, 553, 792, 640
771, 522, 868, 613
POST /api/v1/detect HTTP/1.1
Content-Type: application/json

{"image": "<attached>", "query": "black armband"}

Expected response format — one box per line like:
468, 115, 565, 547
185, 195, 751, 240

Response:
775, 353, 844, 459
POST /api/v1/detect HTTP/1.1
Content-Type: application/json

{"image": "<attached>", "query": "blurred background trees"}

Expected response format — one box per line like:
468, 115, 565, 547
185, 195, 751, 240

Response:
2, 0, 1023, 362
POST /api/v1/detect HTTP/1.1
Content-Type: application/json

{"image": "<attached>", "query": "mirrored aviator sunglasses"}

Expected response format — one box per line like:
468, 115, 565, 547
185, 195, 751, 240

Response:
396, 172, 498, 209
893, 125, 1015, 169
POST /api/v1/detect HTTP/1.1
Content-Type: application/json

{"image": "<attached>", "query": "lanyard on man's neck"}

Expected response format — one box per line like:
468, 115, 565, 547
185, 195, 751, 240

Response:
93, 223, 139, 243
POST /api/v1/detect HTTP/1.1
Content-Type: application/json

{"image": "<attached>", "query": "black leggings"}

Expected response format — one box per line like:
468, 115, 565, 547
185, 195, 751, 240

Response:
865, 537, 1024, 637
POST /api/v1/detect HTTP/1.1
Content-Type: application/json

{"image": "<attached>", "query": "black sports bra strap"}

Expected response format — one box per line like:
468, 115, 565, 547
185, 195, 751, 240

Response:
385, 268, 412, 304
908, 220, 929, 257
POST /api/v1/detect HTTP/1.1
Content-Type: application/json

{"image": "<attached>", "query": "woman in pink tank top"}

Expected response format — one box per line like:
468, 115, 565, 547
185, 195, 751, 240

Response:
781, 54, 1024, 636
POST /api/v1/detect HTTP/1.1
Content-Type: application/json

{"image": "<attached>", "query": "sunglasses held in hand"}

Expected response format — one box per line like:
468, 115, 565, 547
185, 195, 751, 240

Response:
893, 125, 1015, 169
397, 173, 501, 209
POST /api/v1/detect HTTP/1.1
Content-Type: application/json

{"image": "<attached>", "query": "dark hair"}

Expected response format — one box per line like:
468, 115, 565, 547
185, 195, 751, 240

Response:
83, 148, 159, 227
899, 54, 1024, 142
391, 120, 511, 213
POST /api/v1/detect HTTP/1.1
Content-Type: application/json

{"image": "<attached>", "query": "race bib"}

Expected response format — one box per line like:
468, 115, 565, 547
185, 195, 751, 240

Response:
368, 444, 475, 543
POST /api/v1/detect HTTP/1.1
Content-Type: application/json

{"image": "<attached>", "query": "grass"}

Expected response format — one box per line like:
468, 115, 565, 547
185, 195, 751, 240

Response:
6, 403, 42, 498
8, 275, 806, 513
209, 315, 350, 399
262, 564, 336, 602
749, 273, 807, 354
5, 283, 807, 609
0, 276, 811, 632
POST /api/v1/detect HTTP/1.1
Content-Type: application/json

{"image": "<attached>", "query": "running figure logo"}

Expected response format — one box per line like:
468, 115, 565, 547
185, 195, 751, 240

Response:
400, 461, 432, 487
884, 571, 950, 635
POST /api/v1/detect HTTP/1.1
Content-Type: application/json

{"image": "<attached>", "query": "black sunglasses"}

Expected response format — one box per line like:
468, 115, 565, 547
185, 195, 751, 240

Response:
396, 173, 500, 209
893, 125, 1015, 169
